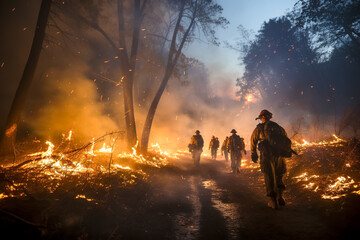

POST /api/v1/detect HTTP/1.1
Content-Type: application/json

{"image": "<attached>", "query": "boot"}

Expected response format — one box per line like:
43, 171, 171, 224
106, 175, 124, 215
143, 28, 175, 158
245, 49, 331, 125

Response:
278, 195, 286, 206
268, 197, 279, 210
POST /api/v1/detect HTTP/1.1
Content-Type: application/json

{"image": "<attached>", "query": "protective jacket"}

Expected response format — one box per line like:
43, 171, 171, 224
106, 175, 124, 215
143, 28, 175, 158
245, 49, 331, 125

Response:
251, 120, 287, 197
209, 138, 219, 149
190, 134, 204, 151
228, 134, 245, 152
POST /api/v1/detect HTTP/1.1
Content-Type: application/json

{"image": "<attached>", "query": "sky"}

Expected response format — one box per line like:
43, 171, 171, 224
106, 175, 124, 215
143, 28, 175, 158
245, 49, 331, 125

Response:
185, 0, 298, 86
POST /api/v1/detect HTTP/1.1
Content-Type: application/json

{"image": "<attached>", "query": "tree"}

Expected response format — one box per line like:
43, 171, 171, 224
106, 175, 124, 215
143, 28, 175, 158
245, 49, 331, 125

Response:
0, 0, 52, 156
237, 17, 318, 109
117, 0, 148, 148
140, 0, 228, 152
292, 0, 360, 57
58, 0, 148, 149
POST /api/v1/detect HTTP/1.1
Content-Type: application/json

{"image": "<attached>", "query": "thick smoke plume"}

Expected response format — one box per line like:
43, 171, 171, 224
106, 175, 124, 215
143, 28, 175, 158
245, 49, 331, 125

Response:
26, 64, 118, 142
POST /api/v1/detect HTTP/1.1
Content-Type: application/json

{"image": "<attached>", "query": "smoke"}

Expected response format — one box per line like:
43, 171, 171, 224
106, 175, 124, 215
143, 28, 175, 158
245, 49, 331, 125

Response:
2, 0, 347, 155
140, 61, 261, 153
25, 64, 118, 142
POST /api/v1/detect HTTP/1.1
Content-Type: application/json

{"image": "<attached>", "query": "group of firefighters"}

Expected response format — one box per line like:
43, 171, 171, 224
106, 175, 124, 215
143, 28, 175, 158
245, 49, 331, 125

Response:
207, 130, 246, 174
188, 109, 289, 210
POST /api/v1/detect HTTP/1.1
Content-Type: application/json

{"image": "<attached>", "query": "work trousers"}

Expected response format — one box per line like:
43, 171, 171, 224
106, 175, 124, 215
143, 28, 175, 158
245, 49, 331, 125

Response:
260, 150, 286, 197
192, 149, 202, 167
230, 150, 242, 172
223, 150, 229, 162
211, 148, 218, 160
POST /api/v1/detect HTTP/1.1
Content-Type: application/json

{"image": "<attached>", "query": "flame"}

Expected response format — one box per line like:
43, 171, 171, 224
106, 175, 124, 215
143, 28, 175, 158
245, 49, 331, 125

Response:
1, 132, 178, 200
112, 164, 131, 170
86, 139, 95, 156
23, 133, 169, 179
43, 141, 54, 159
76, 194, 94, 202
0, 193, 9, 199
117, 141, 168, 168
294, 134, 346, 148
28, 141, 55, 159
98, 142, 113, 153
66, 130, 72, 141
327, 176, 354, 192
294, 172, 320, 182
294, 172, 360, 200
150, 143, 179, 159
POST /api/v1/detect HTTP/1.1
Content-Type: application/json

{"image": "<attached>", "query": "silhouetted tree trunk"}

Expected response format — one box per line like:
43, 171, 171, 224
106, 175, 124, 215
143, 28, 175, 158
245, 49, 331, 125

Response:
72, 0, 147, 149
118, 0, 148, 149
139, 0, 227, 153
0, 0, 52, 157
140, 1, 194, 153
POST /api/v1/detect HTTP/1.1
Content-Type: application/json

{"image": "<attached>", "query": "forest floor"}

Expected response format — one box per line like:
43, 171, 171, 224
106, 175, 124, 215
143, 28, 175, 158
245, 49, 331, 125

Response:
1, 144, 360, 239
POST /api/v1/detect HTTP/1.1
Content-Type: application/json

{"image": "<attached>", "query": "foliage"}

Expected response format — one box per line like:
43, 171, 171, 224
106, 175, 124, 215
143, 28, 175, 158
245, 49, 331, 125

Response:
291, 0, 360, 57
237, 17, 317, 109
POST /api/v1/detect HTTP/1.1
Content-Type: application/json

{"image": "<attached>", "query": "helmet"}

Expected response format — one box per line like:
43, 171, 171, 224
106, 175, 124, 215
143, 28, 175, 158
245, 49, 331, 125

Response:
230, 129, 237, 133
255, 109, 272, 120
195, 130, 200, 134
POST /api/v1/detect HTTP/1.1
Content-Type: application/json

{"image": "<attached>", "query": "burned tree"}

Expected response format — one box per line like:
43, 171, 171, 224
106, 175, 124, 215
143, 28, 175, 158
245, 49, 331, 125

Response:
58, 0, 149, 149
140, 0, 228, 153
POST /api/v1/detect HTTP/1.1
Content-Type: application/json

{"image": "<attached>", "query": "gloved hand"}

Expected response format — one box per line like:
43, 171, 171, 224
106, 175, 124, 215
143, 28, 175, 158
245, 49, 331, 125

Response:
251, 153, 258, 163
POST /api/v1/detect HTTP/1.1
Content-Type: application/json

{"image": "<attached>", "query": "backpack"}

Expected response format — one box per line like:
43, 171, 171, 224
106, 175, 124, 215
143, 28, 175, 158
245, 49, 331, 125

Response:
195, 135, 204, 148
213, 139, 219, 148
262, 121, 293, 158
189, 135, 203, 151
229, 135, 245, 151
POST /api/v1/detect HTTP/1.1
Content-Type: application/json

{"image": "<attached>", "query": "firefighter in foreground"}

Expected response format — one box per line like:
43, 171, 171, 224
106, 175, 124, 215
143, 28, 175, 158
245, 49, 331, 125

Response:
209, 136, 220, 160
221, 136, 229, 162
227, 129, 246, 173
251, 110, 293, 209
188, 130, 204, 166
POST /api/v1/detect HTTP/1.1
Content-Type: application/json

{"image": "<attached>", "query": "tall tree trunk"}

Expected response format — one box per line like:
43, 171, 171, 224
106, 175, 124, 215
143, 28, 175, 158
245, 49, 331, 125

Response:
140, 1, 196, 153
140, 68, 173, 153
0, 0, 51, 157
122, 71, 138, 148
117, 0, 141, 149
118, 0, 147, 149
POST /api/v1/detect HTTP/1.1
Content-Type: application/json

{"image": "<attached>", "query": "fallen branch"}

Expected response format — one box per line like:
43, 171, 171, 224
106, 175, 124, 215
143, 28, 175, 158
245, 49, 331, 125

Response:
8, 131, 124, 170
64, 131, 124, 155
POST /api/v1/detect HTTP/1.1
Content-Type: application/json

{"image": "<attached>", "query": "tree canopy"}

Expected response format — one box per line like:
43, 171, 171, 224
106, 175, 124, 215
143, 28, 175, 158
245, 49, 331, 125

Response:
292, 0, 360, 57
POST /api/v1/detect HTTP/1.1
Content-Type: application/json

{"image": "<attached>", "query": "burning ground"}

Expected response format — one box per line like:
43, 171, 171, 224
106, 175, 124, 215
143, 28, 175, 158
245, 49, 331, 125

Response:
1, 134, 360, 239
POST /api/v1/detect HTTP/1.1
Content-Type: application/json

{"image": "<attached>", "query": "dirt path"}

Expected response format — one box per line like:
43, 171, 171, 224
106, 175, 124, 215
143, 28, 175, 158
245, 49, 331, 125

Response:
2, 154, 359, 239
146, 155, 335, 240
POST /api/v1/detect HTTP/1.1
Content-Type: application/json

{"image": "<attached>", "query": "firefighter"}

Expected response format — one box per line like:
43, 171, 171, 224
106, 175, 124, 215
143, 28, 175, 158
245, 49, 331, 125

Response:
227, 129, 245, 173
250, 110, 287, 210
209, 136, 220, 160
189, 130, 204, 167
221, 136, 229, 162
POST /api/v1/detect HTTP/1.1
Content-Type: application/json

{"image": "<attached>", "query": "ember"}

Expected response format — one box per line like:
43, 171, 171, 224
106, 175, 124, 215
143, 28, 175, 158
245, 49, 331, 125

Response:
290, 135, 360, 200
0, 131, 173, 202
